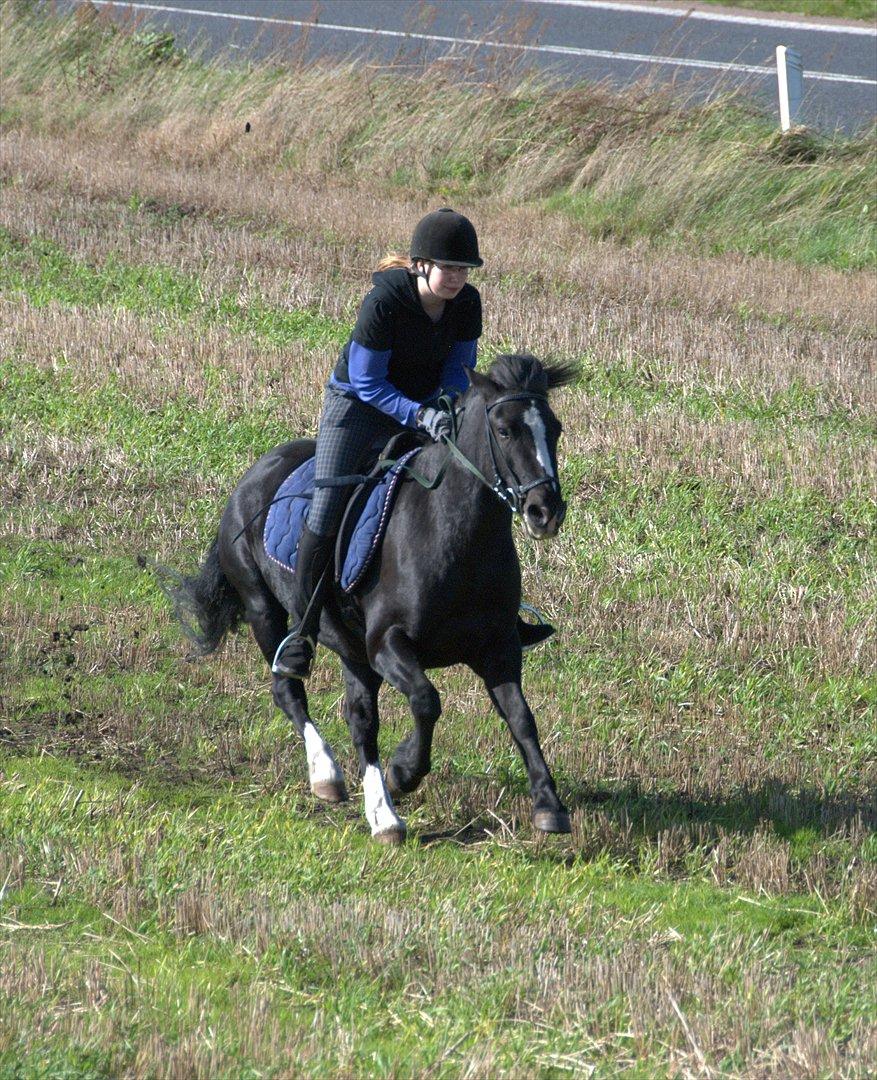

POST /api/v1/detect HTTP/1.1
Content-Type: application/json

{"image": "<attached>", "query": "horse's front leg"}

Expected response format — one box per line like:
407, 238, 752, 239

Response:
341, 658, 406, 844
369, 625, 441, 799
474, 642, 570, 834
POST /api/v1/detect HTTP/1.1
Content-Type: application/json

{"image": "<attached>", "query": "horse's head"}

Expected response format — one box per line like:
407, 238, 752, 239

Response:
465, 353, 577, 539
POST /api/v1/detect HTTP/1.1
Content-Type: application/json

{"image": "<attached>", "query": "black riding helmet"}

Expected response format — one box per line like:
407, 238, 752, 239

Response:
410, 208, 483, 267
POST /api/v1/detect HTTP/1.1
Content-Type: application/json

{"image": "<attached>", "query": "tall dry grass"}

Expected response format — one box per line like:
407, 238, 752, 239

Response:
2, 0, 875, 268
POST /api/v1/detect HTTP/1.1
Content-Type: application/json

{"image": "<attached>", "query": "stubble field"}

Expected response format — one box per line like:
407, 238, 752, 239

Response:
1, 6, 876, 1078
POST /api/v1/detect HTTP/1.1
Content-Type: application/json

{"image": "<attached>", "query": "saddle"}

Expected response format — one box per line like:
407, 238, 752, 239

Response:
263, 430, 425, 594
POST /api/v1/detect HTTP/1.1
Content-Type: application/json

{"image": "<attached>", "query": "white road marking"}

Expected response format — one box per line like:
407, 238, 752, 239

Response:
524, 406, 555, 480
362, 764, 405, 837
87, 2, 877, 87
302, 721, 342, 786
522, 0, 877, 37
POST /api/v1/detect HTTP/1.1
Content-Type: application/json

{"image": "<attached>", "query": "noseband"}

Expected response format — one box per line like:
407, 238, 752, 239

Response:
481, 392, 560, 514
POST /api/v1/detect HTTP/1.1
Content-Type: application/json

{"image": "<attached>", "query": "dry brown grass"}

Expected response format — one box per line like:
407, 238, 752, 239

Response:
2, 297, 872, 506
3, 887, 875, 1077
4, 128, 875, 338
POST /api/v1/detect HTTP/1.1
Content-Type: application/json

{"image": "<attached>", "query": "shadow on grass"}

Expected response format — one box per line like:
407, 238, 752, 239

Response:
4, 709, 873, 855
418, 824, 494, 847
564, 778, 876, 839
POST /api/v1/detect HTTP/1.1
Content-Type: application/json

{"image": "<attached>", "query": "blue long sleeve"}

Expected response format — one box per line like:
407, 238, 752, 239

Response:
438, 339, 478, 396
345, 341, 421, 427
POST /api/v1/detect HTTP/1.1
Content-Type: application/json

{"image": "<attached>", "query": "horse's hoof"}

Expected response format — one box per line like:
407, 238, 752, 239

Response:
533, 810, 571, 834
311, 780, 348, 803
373, 825, 407, 846
385, 765, 424, 800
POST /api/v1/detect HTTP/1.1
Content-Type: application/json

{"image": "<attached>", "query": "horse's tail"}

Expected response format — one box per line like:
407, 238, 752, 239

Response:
147, 537, 244, 656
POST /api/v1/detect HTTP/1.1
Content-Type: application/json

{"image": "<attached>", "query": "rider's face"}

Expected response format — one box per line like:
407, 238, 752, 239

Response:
423, 261, 470, 299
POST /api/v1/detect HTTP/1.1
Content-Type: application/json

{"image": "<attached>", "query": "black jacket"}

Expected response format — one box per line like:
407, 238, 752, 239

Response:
332, 268, 482, 404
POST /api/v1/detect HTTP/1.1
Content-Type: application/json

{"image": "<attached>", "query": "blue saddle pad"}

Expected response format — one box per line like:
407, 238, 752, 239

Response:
263, 449, 422, 594
263, 456, 316, 575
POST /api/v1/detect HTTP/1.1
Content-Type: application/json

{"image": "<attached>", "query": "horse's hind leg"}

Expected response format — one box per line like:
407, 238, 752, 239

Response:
247, 588, 347, 803
370, 626, 441, 799
341, 658, 406, 844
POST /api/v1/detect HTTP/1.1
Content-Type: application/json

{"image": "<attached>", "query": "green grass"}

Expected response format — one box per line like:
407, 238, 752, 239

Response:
544, 127, 877, 271
700, 0, 876, 19
3, 229, 874, 441
1, 21, 875, 1070
2, 351, 874, 787
0, 228, 346, 352
2, 758, 874, 1077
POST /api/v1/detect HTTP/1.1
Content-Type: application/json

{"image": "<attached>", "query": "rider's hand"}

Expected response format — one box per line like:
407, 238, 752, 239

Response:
416, 406, 452, 442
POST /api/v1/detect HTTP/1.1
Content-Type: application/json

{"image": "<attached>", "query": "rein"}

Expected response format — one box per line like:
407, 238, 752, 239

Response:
371, 391, 558, 515
231, 390, 555, 544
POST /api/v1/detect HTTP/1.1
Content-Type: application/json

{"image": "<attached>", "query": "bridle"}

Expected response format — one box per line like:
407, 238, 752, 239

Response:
480, 393, 560, 513
440, 391, 560, 516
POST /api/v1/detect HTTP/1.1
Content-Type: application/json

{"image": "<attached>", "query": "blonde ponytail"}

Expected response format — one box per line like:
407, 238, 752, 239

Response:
376, 252, 413, 272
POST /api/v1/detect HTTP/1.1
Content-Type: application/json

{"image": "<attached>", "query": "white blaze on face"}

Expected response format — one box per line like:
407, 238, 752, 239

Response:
302, 721, 342, 785
524, 405, 555, 479
362, 764, 405, 836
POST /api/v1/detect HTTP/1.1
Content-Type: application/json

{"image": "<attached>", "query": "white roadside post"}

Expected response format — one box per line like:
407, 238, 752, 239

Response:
776, 46, 804, 131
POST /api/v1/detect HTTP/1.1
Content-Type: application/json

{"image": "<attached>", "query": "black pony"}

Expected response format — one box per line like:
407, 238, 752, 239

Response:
161, 353, 576, 843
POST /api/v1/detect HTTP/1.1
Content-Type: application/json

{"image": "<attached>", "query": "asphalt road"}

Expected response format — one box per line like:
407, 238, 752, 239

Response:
78, 0, 876, 132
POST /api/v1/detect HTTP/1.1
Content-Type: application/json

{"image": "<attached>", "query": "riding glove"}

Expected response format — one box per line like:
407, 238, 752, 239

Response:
416, 406, 452, 442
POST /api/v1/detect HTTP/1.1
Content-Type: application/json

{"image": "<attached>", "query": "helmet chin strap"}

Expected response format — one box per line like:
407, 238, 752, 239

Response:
413, 259, 437, 294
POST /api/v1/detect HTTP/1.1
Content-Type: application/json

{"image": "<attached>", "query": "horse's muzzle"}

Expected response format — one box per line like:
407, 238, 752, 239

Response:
523, 492, 566, 539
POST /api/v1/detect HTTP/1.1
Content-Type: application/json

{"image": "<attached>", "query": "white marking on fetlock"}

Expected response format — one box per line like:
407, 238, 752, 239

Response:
302, 722, 343, 786
363, 764, 405, 836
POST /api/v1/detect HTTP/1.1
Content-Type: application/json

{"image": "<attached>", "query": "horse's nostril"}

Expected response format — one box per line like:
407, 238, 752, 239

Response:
526, 503, 549, 526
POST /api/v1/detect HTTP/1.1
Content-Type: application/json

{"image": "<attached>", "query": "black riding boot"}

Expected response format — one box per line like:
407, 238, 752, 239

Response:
272, 524, 336, 679
517, 616, 555, 651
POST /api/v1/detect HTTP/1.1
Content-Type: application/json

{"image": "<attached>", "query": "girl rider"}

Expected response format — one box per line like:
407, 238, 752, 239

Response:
272, 208, 553, 679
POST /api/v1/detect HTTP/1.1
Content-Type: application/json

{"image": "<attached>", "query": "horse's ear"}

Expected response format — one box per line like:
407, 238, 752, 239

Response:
467, 368, 500, 398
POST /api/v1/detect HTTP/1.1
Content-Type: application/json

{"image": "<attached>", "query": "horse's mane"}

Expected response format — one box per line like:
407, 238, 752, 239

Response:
486, 352, 579, 394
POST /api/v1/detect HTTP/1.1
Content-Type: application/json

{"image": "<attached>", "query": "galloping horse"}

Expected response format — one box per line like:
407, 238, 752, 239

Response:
161, 353, 576, 843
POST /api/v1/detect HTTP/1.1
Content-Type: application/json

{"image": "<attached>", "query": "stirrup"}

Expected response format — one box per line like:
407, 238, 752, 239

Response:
272, 630, 317, 678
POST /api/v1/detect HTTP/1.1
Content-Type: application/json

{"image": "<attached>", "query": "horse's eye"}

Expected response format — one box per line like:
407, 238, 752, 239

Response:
497, 427, 511, 440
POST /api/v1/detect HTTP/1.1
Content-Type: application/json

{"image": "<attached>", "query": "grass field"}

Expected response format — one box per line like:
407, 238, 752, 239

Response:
1, 4, 876, 1077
